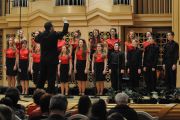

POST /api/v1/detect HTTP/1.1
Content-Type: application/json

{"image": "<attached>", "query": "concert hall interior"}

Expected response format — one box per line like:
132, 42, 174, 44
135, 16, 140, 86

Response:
0, 0, 180, 120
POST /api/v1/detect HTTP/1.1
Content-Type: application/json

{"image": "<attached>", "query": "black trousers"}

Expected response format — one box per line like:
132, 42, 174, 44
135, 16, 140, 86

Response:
129, 67, 140, 90
110, 64, 122, 91
144, 67, 156, 92
165, 65, 176, 90
37, 61, 57, 94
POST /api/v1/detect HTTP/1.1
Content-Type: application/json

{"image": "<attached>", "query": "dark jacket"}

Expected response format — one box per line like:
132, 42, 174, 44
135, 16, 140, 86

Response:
127, 47, 142, 69
163, 40, 179, 66
143, 43, 159, 68
42, 114, 65, 120
108, 104, 138, 120
109, 51, 125, 69
35, 23, 69, 64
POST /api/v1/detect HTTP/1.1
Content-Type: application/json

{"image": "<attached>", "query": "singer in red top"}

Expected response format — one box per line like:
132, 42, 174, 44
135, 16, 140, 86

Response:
58, 46, 72, 95
18, 40, 30, 95
69, 30, 81, 61
106, 28, 121, 60
125, 30, 136, 52
89, 29, 105, 60
143, 32, 153, 49
30, 44, 41, 85
92, 43, 107, 95
5, 37, 17, 87
74, 39, 89, 95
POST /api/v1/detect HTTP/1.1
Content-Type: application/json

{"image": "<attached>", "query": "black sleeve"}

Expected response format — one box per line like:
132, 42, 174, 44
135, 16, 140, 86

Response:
143, 48, 147, 67
126, 51, 131, 68
57, 23, 69, 39
173, 43, 179, 64
162, 44, 167, 65
153, 46, 159, 68
138, 49, 142, 69
108, 52, 112, 69
120, 52, 125, 69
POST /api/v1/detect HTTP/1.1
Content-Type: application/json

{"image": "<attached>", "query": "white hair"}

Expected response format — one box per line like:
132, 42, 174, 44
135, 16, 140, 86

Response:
115, 92, 129, 105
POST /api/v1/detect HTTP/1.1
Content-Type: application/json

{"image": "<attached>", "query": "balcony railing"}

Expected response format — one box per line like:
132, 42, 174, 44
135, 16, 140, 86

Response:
12, 0, 28, 7
134, 0, 172, 14
55, 0, 85, 6
113, 0, 131, 5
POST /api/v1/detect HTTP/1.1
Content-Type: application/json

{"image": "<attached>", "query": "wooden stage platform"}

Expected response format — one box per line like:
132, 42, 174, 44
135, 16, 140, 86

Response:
1, 95, 180, 120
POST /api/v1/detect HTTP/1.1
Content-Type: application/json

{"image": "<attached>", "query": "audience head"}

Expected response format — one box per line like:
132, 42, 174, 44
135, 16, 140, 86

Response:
107, 112, 125, 120
49, 94, 68, 115
5, 88, 20, 105
0, 97, 13, 108
32, 89, 46, 105
78, 95, 92, 115
40, 93, 52, 113
115, 92, 129, 105
90, 99, 107, 120
0, 104, 15, 120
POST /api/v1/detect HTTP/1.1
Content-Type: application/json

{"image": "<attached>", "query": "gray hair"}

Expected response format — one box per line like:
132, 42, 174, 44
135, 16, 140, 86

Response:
49, 94, 68, 112
115, 92, 129, 105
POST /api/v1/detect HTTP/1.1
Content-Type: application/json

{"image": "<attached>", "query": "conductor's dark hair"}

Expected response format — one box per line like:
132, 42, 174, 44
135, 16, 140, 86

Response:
44, 21, 53, 31
167, 31, 175, 36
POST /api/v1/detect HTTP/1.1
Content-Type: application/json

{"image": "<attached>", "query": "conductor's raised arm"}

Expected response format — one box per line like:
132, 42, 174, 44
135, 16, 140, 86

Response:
57, 17, 69, 39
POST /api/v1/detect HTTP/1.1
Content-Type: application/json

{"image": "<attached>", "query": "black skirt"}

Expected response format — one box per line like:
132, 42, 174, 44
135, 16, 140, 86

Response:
75, 60, 87, 81
94, 62, 105, 81
59, 64, 69, 83
19, 59, 29, 80
6, 58, 17, 76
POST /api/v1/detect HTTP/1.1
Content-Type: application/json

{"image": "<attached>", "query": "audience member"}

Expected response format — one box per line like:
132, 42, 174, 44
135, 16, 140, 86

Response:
107, 112, 125, 120
27, 89, 46, 115
78, 95, 92, 116
108, 92, 138, 120
5, 87, 26, 119
90, 99, 107, 120
44, 94, 68, 120
0, 104, 15, 120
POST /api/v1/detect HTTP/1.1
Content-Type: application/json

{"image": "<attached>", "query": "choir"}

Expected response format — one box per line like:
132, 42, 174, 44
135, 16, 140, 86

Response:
4, 26, 179, 96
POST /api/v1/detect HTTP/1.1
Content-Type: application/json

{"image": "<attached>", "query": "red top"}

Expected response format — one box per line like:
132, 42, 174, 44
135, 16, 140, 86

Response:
57, 40, 66, 51
143, 41, 151, 49
5, 48, 16, 58
94, 53, 106, 63
70, 39, 78, 50
59, 55, 71, 64
106, 38, 120, 50
32, 53, 40, 63
125, 41, 134, 51
76, 49, 88, 60
19, 49, 29, 60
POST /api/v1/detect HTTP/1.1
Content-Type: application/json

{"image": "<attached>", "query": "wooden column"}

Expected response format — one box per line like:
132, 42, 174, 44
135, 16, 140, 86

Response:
172, 0, 180, 87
